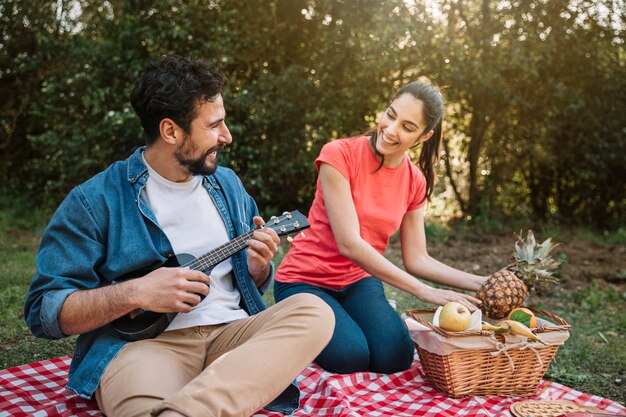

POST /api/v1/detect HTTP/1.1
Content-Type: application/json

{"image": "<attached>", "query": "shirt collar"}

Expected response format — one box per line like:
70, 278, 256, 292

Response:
126, 147, 148, 184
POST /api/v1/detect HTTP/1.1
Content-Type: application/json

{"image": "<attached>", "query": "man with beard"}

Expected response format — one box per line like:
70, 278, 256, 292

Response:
24, 56, 334, 417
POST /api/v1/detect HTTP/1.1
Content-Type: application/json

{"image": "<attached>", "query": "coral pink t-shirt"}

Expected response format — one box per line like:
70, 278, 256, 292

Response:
276, 136, 427, 290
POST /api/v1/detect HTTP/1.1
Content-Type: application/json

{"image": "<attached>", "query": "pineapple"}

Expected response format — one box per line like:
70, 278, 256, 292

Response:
476, 230, 562, 319
477, 270, 529, 319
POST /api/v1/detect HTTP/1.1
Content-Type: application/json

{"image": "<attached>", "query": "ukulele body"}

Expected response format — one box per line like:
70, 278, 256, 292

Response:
108, 210, 308, 341
110, 253, 210, 341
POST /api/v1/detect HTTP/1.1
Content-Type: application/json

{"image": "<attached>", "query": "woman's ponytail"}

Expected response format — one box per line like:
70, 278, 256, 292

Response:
418, 116, 443, 203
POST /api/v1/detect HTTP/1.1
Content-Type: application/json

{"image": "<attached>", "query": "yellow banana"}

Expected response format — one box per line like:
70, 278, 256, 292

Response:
481, 322, 510, 333
496, 320, 547, 345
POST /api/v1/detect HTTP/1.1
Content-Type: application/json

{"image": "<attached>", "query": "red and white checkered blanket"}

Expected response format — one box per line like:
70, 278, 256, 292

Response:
1, 356, 624, 417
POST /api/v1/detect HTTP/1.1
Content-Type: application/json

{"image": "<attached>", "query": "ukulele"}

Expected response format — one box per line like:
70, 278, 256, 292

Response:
110, 210, 308, 341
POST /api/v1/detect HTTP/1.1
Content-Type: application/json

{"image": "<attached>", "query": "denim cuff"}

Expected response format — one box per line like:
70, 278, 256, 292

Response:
41, 288, 77, 339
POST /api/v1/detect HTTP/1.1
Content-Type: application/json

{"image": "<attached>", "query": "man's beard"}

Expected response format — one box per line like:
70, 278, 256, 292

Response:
174, 138, 224, 176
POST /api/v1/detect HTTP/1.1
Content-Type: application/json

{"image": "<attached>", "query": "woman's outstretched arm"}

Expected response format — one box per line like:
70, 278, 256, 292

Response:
320, 163, 482, 310
400, 207, 488, 292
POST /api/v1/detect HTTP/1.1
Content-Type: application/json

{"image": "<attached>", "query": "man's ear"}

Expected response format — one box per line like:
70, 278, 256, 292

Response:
419, 129, 434, 143
159, 118, 183, 145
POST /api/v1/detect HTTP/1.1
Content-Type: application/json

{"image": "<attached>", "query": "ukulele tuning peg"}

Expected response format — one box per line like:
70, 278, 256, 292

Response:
299, 231, 306, 238
272, 216, 280, 224
282, 211, 292, 219
287, 236, 294, 243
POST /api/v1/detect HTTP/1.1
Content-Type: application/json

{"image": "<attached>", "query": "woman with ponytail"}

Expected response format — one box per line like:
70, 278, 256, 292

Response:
274, 81, 488, 374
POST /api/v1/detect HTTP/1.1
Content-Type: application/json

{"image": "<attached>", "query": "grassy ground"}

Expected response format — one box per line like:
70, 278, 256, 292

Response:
1, 209, 624, 406
0, 207, 78, 368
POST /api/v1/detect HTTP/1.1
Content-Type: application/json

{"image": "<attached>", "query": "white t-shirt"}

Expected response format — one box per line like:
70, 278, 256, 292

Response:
140, 154, 249, 330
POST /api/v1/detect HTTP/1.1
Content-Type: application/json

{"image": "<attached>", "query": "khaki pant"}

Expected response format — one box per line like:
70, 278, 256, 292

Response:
95, 293, 334, 417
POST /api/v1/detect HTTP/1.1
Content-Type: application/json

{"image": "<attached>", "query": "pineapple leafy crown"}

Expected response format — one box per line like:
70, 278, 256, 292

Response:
509, 230, 563, 291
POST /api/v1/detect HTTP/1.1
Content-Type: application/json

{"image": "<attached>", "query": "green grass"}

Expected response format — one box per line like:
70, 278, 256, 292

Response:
538, 284, 626, 402
1, 208, 624, 406
574, 227, 626, 246
0, 206, 78, 369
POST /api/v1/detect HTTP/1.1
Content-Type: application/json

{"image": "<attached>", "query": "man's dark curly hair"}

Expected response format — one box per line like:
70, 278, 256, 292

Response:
130, 56, 226, 145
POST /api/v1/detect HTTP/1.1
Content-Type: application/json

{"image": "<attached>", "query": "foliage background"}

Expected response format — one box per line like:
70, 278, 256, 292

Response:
2, 0, 624, 228
1, 0, 625, 405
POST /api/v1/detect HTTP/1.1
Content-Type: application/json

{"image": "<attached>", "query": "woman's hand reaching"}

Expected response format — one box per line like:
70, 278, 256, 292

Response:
417, 286, 482, 311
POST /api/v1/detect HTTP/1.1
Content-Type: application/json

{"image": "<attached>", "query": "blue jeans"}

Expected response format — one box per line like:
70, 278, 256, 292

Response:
274, 277, 414, 374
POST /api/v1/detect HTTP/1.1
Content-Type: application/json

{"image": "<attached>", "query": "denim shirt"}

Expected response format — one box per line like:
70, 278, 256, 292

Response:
24, 147, 299, 413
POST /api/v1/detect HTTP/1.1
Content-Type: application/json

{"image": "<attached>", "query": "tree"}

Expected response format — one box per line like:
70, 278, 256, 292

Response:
405, 0, 625, 227
1, 0, 624, 228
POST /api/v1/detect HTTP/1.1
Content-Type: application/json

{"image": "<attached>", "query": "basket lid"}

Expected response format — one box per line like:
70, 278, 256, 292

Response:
510, 400, 608, 417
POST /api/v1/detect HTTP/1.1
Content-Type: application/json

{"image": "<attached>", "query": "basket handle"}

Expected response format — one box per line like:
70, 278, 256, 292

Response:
406, 307, 571, 336
405, 309, 488, 338
528, 307, 571, 332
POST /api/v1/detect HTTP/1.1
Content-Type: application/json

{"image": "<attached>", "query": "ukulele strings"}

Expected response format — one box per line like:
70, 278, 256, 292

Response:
181, 231, 255, 271
178, 214, 290, 271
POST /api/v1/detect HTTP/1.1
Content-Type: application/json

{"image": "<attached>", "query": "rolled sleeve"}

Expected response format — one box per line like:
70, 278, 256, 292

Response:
40, 288, 78, 339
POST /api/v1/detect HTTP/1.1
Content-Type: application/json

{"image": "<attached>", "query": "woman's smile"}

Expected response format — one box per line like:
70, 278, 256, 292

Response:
380, 132, 398, 146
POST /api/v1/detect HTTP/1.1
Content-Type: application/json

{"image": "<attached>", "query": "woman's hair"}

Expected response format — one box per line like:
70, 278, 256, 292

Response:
368, 81, 444, 203
130, 55, 226, 145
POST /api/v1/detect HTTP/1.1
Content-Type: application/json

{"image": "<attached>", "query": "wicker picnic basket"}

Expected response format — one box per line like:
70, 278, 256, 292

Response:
406, 307, 571, 398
